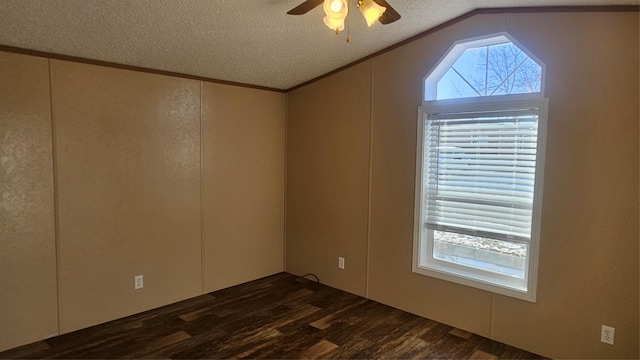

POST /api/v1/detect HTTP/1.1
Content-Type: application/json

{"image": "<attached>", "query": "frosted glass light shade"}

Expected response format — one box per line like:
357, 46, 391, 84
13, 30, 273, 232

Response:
323, 16, 346, 32
358, 0, 386, 27
323, 0, 348, 32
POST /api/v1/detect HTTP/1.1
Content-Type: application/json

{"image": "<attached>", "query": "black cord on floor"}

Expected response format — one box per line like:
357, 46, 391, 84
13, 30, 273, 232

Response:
300, 273, 320, 283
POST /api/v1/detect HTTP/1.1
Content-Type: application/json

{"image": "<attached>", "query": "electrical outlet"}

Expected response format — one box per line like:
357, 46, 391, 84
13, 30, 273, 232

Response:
134, 275, 144, 290
338, 257, 345, 269
601, 325, 615, 345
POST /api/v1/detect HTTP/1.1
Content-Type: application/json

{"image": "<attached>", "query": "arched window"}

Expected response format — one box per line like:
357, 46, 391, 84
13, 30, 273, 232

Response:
424, 33, 544, 101
413, 33, 548, 302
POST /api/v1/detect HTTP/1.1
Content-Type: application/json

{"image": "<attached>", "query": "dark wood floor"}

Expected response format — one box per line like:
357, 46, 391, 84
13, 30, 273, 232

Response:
1, 273, 544, 359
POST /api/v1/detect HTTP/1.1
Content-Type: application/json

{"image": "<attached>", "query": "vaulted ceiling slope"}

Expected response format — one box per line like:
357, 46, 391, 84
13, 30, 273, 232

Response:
0, 0, 637, 90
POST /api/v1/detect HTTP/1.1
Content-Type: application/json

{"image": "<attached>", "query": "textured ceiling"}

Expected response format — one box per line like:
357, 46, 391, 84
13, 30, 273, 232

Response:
0, 0, 637, 90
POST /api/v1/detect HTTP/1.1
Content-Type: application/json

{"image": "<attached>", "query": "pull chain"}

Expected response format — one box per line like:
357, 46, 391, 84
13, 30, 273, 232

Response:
346, 11, 350, 43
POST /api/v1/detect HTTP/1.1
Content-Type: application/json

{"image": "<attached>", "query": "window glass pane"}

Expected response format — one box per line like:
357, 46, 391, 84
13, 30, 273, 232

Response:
516, 58, 542, 93
436, 68, 479, 100
432, 230, 527, 279
434, 41, 542, 100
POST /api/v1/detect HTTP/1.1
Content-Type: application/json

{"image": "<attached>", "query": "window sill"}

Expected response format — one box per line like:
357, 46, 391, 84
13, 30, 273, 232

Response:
412, 262, 537, 302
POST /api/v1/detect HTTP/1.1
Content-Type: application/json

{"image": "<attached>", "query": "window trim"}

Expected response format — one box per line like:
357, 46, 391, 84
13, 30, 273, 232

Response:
413, 97, 548, 302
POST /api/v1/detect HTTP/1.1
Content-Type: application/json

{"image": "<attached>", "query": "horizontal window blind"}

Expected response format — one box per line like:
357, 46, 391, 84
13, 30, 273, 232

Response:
424, 109, 539, 243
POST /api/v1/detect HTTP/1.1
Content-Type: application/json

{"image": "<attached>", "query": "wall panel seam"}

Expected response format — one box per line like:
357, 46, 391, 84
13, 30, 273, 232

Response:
283, 93, 288, 272
199, 81, 205, 294
490, 293, 494, 340
365, 60, 374, 298
48, 59, 62, 335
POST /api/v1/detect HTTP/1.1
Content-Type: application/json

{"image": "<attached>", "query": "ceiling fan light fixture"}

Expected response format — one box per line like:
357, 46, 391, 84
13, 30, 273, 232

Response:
323, 16, 346, 32
322, 0, 348, 32
286, 0, 400, 34
329, 0, 344, 12
357, 0, 386, 27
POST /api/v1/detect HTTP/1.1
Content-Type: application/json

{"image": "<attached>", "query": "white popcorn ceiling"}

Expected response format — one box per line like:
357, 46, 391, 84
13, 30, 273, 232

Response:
0, 0, 637, 90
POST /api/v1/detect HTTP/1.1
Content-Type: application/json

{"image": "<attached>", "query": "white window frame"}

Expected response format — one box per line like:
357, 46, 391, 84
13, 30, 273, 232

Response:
413, 33, 547, 302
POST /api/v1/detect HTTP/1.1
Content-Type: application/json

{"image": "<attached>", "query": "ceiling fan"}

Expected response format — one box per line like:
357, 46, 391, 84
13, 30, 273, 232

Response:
287, 0, 401, 33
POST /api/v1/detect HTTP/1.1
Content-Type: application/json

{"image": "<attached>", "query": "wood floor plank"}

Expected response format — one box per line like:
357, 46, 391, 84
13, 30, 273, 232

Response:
0, 273, 545, 359
322, 335, 375, 359
136, 331, 191, 355
299, 339, 339, 359
0, 341, 50, 359
450, 327, 474, 339
309, 314, 334, 330
470, 349, 500, 359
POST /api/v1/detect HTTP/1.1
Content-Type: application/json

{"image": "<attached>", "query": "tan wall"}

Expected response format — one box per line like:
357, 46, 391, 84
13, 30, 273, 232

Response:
286, 61, 372, 297
203, 82, 285, 292
0, 54, 285, 351
490, 12, 639, 359
0, 52, 58, 351
52, 60, 203, 332
286, 11, 639, 359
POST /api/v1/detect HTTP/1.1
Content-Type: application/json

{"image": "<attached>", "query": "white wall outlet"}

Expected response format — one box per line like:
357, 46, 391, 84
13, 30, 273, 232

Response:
134, 275, 144, 290
338, 256, 345, 269
601, 325, 615, 345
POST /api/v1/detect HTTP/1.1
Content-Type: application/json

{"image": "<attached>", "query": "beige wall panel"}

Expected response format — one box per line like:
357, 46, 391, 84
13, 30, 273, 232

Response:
51, 60, 202, 333
286, 61, 372, 296
490, 12, 639, 359
0, 52, 58, 351
367, 14, 509, 338
202, 82, 285, 292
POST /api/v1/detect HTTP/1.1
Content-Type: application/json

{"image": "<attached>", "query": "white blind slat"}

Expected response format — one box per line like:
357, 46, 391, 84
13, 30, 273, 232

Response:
423, 109, 539, 243
428, 164, 536, 173
427, 174, 535, 186
426, 199, 533, 217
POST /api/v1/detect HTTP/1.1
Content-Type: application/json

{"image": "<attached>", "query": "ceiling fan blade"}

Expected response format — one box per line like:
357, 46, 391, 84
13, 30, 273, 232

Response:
375, 0, 401, 24
287, 0, 325, 15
